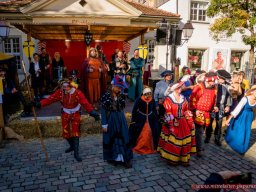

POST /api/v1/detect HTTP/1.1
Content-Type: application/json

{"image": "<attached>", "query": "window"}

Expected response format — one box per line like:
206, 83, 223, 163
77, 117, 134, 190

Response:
188, 49, 205, 69
230, 51, 244, 72
146, 39, 156, 63
190, 2, 208, 22
3, 37, 21, 70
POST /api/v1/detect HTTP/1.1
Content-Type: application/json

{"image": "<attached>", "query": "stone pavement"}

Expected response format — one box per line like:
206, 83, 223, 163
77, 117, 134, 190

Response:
1, 133, 256, 192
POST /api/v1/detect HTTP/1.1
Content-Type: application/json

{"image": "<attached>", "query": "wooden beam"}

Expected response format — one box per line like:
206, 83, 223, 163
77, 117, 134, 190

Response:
125, 28, 149, 41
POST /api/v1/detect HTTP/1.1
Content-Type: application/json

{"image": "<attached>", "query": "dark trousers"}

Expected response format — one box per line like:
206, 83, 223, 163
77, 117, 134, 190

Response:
205, 116, 223, 142
195, 123, 204, 152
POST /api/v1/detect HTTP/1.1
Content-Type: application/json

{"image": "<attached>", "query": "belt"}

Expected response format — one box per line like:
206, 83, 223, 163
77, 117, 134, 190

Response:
62, 104, 81, 114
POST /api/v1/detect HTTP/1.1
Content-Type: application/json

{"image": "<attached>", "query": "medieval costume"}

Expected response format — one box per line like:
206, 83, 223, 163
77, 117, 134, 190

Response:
100, 76, 133, 168
205, 70, 232, 146
225, 85, 256, 155
112, 51, 128, 92
127, 49, 144, 101
154, 70, 174, 123
158, 82, 196, 166
96, 45, 108, 95
29, 53, 44, 101
143, 62, 152, 86
80, 48, 104, 105
37, 79, 100, 162
129, 88, 160, 154
180, 74, 193, 102
190, 72, 217, 157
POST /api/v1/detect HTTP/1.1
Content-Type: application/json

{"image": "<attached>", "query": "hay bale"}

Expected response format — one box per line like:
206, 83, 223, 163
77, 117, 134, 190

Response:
8, 112, 132, 139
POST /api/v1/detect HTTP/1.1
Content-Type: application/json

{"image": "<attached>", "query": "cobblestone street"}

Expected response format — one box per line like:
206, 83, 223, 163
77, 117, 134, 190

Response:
1, 133, 256, 192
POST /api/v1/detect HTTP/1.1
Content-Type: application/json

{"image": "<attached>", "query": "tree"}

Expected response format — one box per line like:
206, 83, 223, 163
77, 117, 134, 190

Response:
207, 0, 256, 81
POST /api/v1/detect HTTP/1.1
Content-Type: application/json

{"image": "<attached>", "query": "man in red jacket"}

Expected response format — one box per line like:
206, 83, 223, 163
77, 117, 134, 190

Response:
190, 72, 218, 157
36, 79, 100, 162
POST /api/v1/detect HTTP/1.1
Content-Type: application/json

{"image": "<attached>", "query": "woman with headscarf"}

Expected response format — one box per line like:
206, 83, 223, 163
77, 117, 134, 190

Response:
100, 76, 133, 168
158, 82, 196, 166
129, 87, 160, 154
225, 85, 256, 155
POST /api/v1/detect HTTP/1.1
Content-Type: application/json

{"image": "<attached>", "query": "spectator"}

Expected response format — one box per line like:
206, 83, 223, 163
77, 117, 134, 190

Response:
29, 53, 44, 101
52, 52, 66, 82
127, 49, 144, 101
39, 47, 51, 94
0, 68, 31, 122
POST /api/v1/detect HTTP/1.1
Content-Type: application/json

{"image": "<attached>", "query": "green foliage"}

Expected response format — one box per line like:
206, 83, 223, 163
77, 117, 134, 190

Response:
207, 0, 256, 46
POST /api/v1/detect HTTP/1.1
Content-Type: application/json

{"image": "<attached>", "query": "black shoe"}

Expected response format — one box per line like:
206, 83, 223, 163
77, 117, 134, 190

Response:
197, 151, 203, 157
65, 138, 74, 153
73, 137, 82, 162
215, 140, 222, 146
204, 137, 210, 143
107, 160, 117, 166
123, 160, 132, 169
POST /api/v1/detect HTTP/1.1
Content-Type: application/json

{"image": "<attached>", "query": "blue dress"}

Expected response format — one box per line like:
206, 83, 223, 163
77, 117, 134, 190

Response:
100, 91, 133, 162
225, 97, 255, 155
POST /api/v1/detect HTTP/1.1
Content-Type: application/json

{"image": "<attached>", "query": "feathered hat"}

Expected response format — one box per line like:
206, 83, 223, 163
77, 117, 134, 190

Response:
111, 75, 127, 89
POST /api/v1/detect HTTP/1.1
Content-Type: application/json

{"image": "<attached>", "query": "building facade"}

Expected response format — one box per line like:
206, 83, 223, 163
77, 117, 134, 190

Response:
130, 0, 251, 75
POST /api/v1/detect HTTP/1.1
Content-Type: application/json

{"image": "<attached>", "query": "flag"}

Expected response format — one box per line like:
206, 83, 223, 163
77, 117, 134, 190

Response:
123, 41, 131, 54
38, 41, 46, 54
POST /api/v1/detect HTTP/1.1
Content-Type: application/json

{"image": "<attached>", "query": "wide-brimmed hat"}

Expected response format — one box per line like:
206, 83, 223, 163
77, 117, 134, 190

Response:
111, 75, 127, 89
160, 70, 173, 77
216, 69, 231, 81
170, 81, 184, 92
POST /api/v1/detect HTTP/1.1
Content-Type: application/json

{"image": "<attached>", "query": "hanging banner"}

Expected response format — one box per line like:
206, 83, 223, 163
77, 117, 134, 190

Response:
23, 41, 35, 60
138, 44, 148, 59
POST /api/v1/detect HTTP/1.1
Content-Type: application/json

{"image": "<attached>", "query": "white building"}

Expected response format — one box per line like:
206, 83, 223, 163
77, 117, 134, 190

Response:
130, 0, 251, 75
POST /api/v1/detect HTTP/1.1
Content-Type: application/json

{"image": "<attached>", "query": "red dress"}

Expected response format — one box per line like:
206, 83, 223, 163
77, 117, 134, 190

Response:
41, 88, 94, 138
157, 94, 196, 165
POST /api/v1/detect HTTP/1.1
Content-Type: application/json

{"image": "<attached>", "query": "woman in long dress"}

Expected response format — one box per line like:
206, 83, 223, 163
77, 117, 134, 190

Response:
100, 75, 133, 168
225, 85, 256, 155
158, 82, 196, 166
129, 87, 160, 154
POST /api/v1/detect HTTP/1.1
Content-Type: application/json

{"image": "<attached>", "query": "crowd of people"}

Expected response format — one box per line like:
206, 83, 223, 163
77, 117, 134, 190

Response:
1, 45, 255, 169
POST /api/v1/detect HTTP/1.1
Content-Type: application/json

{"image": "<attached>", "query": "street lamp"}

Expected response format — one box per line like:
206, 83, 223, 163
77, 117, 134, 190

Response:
182, 20, 194, 41
0, 21, 10, 43
156, 19, 194, 77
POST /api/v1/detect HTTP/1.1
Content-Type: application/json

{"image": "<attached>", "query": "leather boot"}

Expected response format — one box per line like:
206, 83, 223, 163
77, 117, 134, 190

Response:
73, 137, 82, 162
65, 138, 74, 153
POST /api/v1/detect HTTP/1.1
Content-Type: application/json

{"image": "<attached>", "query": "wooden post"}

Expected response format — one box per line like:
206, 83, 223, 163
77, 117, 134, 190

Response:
140, 33, 145, 45
21, 60, 49, 161
86, 46, 90, 58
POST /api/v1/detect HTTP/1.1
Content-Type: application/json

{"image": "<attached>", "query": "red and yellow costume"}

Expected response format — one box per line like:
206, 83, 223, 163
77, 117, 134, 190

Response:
157, 94, 196, 165
41, 88, 94, 138
190, 83, 217, 127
